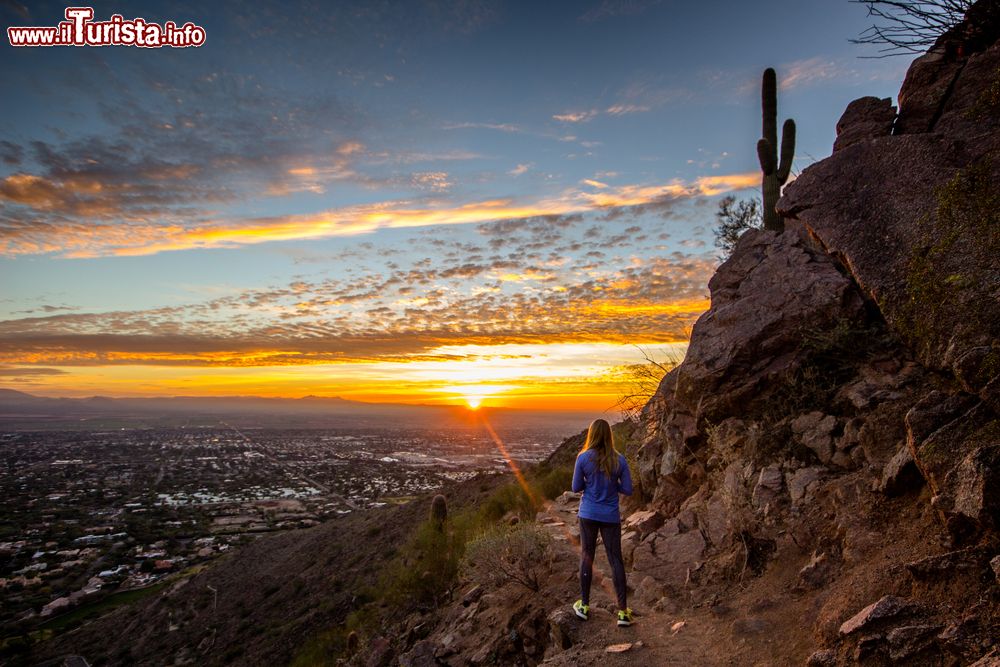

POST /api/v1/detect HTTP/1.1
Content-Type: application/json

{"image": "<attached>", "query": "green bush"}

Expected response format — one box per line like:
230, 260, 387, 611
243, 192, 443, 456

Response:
461, 522, 553, 592
290, 604, 378, 666
535, 466, 573, 501
478, 482, 536, 523
477, 461, 576, 523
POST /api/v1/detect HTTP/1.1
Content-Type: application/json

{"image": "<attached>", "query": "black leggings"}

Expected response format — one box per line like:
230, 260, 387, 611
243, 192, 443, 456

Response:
578, 517, 627, 609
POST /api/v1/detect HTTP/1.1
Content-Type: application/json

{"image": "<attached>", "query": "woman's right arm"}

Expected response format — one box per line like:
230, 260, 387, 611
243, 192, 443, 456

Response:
618, 456, 633, 496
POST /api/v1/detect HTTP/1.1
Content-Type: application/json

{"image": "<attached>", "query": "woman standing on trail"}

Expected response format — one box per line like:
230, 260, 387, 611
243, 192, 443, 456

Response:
571, 418, 634, 627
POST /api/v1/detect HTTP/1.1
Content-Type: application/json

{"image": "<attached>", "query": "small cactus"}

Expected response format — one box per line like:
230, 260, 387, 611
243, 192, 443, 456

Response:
757, 68, 796, 232
346, 630, 359, 655
430, 494, 448, 529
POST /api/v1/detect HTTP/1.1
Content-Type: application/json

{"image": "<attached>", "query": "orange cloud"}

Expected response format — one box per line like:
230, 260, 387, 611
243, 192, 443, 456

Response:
581, 298, 710, 317
577, 172, 756, 208
694, 172, 760, 195
0, 173, 114, 217
553, 110, 598, 123
0, 341, 691, 411
1, 172, 760, 258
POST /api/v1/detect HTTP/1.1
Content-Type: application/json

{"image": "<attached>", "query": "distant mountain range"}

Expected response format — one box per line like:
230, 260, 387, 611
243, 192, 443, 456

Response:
0, 388, 600, 433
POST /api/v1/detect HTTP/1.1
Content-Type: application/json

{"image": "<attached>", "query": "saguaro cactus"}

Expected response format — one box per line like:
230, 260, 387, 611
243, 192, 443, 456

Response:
430, 493, 448, 530
757, 68, 796, 231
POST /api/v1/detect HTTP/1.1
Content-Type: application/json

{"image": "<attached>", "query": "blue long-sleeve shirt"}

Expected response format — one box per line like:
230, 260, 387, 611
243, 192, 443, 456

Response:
571, 449, 633, 523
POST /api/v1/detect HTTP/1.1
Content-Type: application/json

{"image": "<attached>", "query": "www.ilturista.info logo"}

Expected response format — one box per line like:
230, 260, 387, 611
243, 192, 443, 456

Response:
7, 7, 206, 48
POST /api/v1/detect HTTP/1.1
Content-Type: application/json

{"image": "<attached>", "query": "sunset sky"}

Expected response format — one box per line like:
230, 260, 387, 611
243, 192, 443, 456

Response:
0, 0, 908, 411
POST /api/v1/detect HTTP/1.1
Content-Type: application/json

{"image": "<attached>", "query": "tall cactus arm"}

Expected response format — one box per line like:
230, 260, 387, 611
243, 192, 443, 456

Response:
762, 68, 777, 151
777, 119, 796, 183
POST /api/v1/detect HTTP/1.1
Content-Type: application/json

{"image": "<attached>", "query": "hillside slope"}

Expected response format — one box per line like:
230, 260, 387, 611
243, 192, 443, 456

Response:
30, 470, 523, 666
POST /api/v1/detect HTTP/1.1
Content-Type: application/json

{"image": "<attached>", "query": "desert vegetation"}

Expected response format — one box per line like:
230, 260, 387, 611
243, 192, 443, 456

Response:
462, 523, 553, 593
289, 452, 581, 664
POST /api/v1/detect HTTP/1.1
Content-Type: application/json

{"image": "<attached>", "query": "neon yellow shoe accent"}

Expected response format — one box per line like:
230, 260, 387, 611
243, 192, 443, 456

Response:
617, 608, 634, 626
573, 599, 589, 620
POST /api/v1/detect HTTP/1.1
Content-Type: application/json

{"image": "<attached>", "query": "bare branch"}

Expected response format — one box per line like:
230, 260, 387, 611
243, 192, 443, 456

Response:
850, 0, 973, 56
613, 345, 685, 422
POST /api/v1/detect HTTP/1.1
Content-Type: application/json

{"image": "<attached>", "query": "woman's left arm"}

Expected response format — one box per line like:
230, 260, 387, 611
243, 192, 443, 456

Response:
571, 454, 586, 493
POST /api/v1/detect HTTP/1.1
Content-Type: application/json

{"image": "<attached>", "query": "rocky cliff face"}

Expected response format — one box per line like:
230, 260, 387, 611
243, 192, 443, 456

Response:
627, 2, 1000, 663
387, 10, 1000, 660
776, 5, 1000, 546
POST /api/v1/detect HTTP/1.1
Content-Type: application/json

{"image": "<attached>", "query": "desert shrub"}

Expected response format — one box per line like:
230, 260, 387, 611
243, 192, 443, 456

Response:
533, 465, 573, 501
614, 346, 685, 422
478, 482, 536, 523
461, 522, 553, 592
765, 320, 892, 417
290, 630, 340, 667
714, 195, 762, 259
290, 599, 379, 666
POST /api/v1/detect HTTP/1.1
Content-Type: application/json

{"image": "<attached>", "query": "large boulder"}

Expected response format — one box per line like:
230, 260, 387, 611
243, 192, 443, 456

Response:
636, 224, 867, 510
631, 526, 706, 587
779, 20, 1000, 398
833, 96, 896, 152
896, 0, 1000, 134
777, 9, 1000, 543
906, 391, 1000, 539
839, 595, 916, 636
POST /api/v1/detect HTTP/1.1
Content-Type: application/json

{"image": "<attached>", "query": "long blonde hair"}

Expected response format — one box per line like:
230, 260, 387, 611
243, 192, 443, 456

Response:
582, 418, 618, 477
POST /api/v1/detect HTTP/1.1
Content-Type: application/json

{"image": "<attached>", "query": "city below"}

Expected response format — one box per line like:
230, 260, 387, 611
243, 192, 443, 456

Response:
0, 393, 593, 636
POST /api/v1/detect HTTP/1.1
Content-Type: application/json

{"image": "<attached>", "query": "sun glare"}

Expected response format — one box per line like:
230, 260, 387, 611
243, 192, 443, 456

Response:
464, 396, 482, 410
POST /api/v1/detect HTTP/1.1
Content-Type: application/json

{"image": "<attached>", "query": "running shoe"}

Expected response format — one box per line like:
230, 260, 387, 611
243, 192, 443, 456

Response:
617, 608, 634, 626
572, 599, 589, 620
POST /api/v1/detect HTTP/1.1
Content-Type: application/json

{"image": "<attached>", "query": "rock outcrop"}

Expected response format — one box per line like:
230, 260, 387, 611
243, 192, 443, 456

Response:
779, 3, 1000, 398
778, 0, 1000, 542
833, 96, 896, 153
636, 224, 869, 511
629, 1, 1000, 663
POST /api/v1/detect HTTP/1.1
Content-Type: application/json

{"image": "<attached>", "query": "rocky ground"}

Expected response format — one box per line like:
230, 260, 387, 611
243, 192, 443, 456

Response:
396, 443, 995, 666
